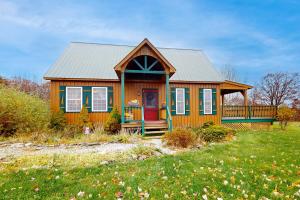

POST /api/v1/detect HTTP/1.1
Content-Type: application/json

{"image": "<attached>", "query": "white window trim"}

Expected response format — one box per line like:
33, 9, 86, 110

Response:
92, 87, 108, 112
176, 88, 185, 115
66, 87, 82, 113
203, 89, 213, 115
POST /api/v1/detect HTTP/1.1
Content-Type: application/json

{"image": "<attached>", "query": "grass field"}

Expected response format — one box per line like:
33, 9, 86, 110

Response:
0, 124, 300, 199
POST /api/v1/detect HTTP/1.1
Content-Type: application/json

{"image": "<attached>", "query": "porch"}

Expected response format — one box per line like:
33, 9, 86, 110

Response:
114, 41, 175, 135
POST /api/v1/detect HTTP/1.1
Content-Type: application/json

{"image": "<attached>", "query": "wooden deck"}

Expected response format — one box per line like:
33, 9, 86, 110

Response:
221, 105, 277, 123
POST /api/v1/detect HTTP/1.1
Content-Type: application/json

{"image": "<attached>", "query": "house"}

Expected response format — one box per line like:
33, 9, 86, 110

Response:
44, 39, 277, 134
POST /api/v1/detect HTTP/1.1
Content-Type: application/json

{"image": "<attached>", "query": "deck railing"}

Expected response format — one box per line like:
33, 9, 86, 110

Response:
222, 105, 277, 119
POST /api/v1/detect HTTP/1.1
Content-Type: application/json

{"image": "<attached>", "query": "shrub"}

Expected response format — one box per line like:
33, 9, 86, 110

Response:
277, 105, 296, 130
163, 128, 196, 148
76, 106, 93, 130
104, 107, 121, 134
112, 133, 130, 143
202, 121, 214, 128
129, 145, 158, 158
49, 109, 67, 131
195, 125, 235, 142
0, 85, 50, 136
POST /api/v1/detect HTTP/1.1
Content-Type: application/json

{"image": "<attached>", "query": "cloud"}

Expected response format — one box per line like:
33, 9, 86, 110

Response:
0, 0, 299, 83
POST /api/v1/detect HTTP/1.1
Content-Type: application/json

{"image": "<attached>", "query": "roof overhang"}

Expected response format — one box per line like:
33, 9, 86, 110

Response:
220, 80, 253, 95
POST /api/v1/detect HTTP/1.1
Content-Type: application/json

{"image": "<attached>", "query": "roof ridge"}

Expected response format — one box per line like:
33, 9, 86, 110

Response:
70, 41, 203, 52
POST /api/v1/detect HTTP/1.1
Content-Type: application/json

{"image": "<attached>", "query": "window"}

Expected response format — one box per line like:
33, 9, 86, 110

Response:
204, 89, 212, 114
66, 87, 82, 112
176, 88, 185, 115
92, 87, 107, 112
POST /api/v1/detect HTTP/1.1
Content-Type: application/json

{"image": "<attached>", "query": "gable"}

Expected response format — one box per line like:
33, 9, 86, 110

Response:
114, 39, 176, 76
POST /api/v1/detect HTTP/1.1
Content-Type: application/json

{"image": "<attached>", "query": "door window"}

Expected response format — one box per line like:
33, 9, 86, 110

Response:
145, 92, 158, 108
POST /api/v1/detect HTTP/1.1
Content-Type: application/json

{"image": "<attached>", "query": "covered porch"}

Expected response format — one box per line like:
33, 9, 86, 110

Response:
220, 81, 277, 123
114, 39, 175, 135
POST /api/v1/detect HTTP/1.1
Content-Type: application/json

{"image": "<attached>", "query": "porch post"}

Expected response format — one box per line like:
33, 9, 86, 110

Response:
221, 94, 225, 105
242, 90, 248, 106
242, 90, 249, 119
121, 72, 125, 123
165, 73, 169, 120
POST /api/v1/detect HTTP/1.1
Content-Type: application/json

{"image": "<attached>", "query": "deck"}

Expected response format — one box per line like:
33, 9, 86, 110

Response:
221, 105, 277, 123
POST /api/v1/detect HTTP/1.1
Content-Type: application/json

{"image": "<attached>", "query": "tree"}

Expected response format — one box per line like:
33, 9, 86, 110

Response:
5, 76, 50, 101
221, 65, 244, 105
220, 65, 239, 82
258, 72, 299, 106
291, 99, 300, 121
277, 105, 296, 130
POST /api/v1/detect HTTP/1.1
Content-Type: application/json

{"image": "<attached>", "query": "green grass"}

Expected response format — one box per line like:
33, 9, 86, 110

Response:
0, 124, 300, 199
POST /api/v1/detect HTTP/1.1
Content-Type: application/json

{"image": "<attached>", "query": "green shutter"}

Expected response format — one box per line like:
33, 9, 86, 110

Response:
59, 86, 66, 112
83, 86, 92, 112
171, 87, 176, 115
107, 86, 113, 112
199, 88, 204, 115
212, 88, 217, 115
185, 88, 190, 115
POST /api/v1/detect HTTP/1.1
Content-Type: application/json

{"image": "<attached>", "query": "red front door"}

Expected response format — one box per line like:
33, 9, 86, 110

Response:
143, 89, 159, 121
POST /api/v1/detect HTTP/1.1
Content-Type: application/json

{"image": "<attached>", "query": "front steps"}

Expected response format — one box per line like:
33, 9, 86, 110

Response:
121, 120, 169, 136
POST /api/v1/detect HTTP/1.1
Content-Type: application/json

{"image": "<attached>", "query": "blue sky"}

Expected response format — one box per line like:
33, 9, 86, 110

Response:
0, 0, 299, 84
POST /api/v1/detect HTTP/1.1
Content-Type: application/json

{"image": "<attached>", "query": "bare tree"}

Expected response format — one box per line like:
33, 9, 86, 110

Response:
258, 72, 299, 106
0, 76, 6, 85
220, 65, 244, 105
6, 76, 50, 101
220, 64, 239, 82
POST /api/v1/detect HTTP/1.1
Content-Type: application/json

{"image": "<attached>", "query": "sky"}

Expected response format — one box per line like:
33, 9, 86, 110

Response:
0, 0, 299, 84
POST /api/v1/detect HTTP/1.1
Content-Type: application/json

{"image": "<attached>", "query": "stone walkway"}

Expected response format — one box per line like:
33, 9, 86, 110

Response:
0, 139, 175, 160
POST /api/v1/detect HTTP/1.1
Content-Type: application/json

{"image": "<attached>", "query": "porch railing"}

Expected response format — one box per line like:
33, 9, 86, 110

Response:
124, 106, 145, 135
166, 106, 172, 132
222, 105, 277, 119
124, 106, 142, 122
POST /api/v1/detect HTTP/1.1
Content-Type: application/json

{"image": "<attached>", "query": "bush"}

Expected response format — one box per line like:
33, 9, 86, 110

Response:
76, 106, 93, 131
104, 107, 121, 134
194, 125, 235, 142
277, 105, 296, 130
163, 128, 196, 148
112, 133, 130, 143
49, 109, 67, 131
202, 121, 214, 128
129, 145, 158, 158
0, 85, 50, 136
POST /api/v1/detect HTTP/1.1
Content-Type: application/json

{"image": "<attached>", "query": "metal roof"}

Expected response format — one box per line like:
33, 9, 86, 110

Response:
44, 42, 224, 82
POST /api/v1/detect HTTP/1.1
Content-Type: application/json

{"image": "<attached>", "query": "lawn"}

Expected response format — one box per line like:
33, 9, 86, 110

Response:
0, 124, 300, 199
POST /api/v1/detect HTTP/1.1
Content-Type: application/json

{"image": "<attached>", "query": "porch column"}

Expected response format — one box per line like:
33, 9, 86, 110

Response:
121, 72, 125, 123
242, 90, 248, 106
221, 94, 225, 105
165, 73, 169, 120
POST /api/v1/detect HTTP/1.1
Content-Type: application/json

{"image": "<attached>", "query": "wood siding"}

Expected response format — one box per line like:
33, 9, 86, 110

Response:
50, 80, 121, 125
50, 80, 221, 127
170, 82, 221, 127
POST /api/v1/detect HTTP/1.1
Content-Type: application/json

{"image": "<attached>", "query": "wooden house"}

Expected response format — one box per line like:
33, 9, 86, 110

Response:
44, 39, 277, 134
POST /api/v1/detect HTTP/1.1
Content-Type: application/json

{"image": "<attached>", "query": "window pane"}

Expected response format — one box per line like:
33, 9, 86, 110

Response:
204, 89, 212, 114
67, 87, 81, 112
176, 88, 185, 114
145, 92, 158, 108
93, 87, 107, 111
